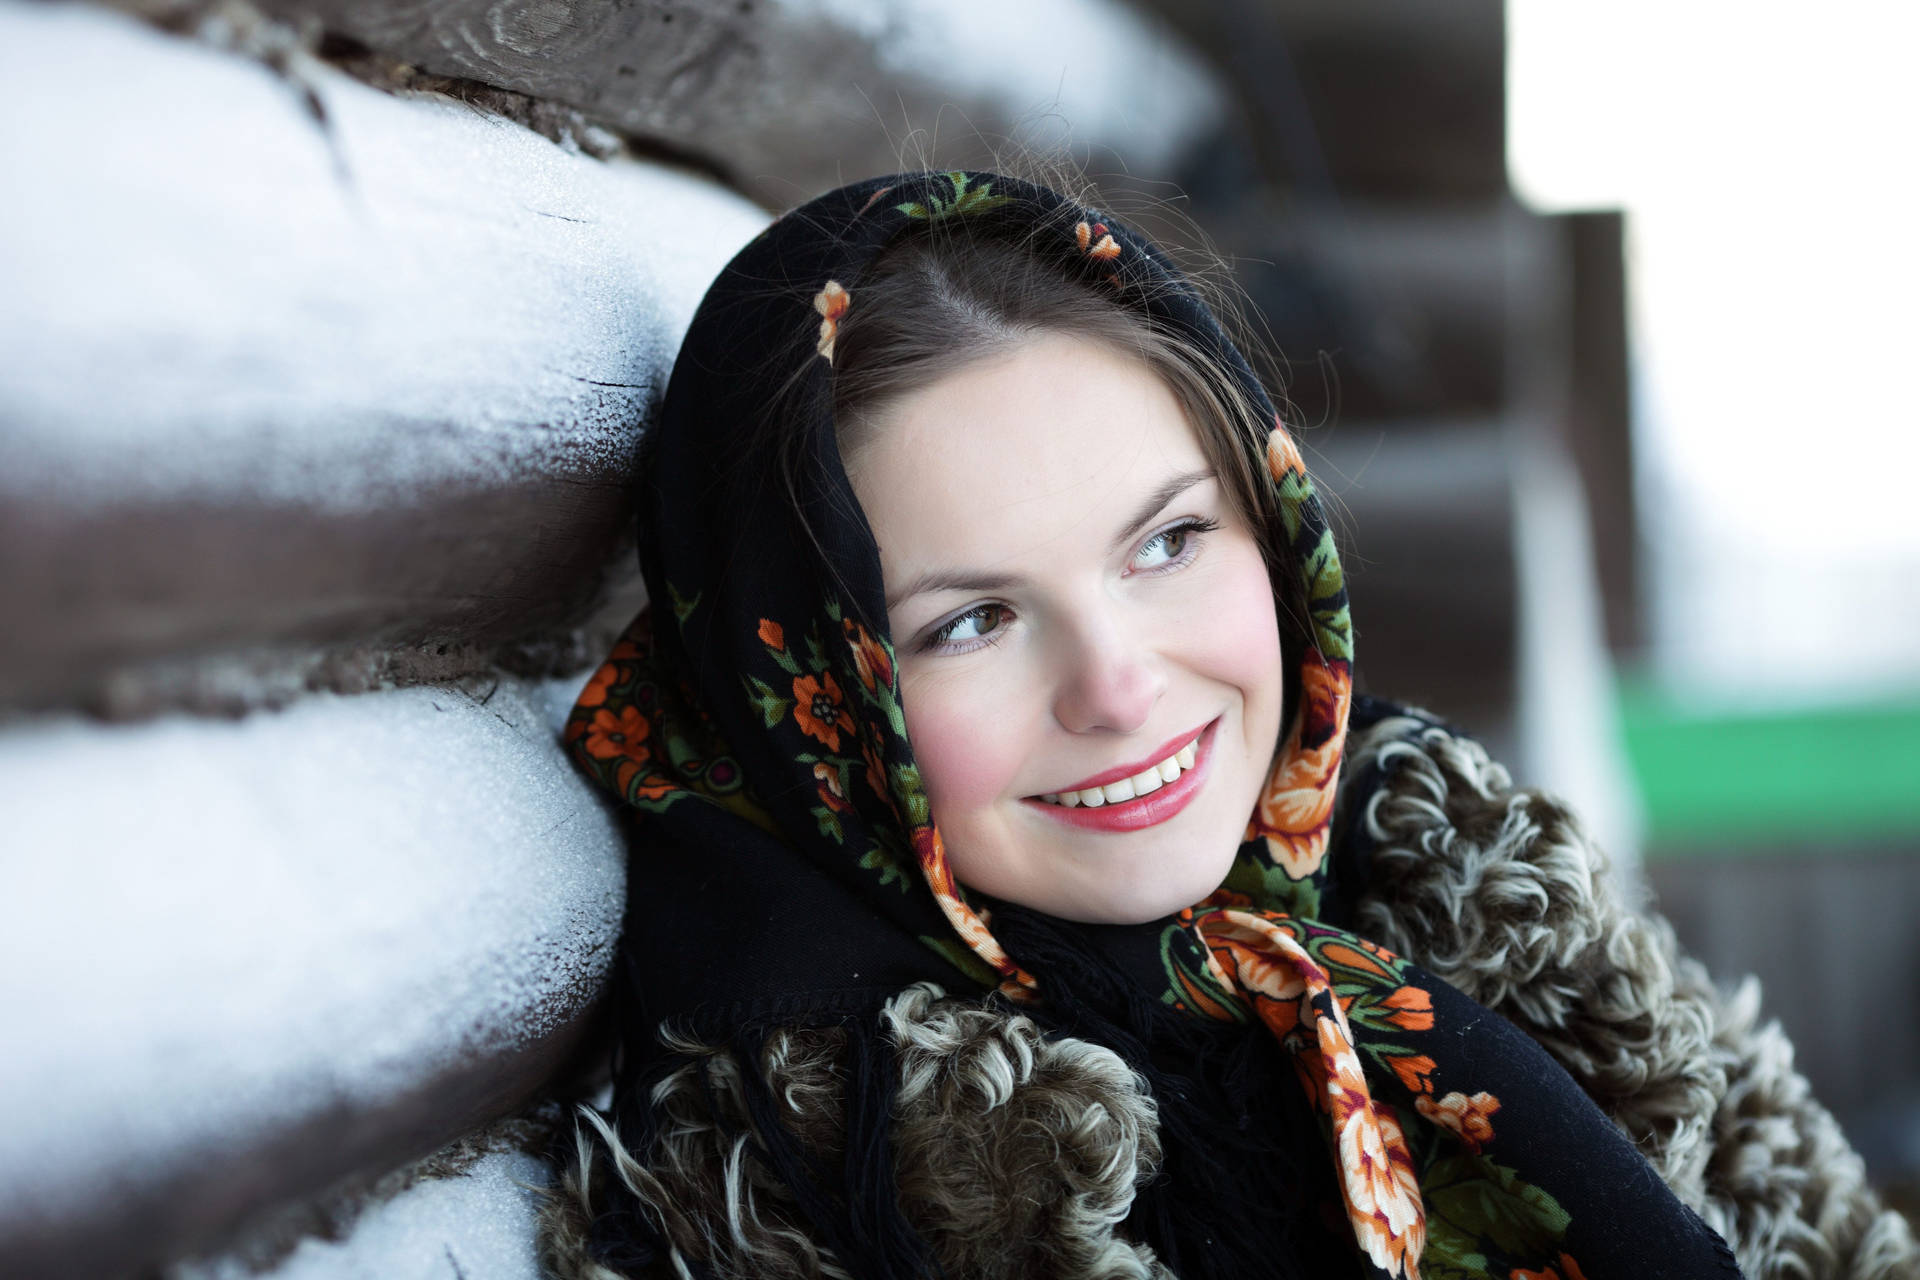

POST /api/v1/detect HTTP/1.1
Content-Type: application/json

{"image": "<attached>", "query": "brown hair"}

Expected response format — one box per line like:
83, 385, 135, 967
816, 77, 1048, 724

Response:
825, 217, 1312, 731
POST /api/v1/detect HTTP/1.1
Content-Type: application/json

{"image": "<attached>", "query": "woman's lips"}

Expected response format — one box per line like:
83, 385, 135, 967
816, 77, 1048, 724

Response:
1024, 719, 1217, 833
1049, 723, 1210, 794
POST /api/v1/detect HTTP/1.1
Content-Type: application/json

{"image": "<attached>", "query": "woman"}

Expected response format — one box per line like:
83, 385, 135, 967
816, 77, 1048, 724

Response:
547, 169, 1753, 1279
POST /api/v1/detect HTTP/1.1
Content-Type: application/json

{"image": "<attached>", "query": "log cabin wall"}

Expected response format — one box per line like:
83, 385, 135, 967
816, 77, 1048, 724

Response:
0, 3, 1224, 1276
0, 2, 1633, 1276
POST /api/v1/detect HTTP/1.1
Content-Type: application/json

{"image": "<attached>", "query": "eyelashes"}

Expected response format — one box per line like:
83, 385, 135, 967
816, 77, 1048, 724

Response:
924, 603, 1012, 652
1134, 516, 1221, 572
915, 516, 1222, 655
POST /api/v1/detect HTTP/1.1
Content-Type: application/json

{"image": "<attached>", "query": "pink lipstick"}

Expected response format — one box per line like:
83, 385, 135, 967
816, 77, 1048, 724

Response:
1025, 719, 1216, 833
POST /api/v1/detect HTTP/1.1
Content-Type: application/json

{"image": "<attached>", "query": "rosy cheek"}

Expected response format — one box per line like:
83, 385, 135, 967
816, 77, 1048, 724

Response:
1207, 590, 1282, 678
900, 673, 1024, 815
1186, 550, 1285, 722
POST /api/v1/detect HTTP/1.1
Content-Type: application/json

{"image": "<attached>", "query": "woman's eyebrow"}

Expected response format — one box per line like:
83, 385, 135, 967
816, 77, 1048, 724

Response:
1107, 469, 1216, 553
885, 469, 1216, 610
886, 570, 1021, 610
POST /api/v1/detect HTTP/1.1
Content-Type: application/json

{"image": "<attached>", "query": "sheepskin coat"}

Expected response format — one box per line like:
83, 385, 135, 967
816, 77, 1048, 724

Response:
542, 711, 1918, 1280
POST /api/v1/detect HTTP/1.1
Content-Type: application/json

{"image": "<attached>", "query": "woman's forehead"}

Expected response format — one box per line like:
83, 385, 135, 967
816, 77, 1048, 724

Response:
845, 333, 1213, 599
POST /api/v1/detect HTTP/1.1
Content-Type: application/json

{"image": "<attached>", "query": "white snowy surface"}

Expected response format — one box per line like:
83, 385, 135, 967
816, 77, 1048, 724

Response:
790, 0, 1223, 173
0, 669, 623, 1277
170, 1150, 554, 1280
0, 0, 768, 513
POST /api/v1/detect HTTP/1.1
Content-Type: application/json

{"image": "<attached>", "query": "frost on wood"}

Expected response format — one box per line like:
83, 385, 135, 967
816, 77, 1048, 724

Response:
172, 1148, 556, 1280
0, 672, 625, 1278
0, 2, 767, 709
168, 1132, 560, 1280
241, 0, 1224, 204
0, 1, 761, 507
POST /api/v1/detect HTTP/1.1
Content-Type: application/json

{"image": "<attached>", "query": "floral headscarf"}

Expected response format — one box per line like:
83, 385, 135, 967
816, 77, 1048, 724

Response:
567, 172, 1740, 1280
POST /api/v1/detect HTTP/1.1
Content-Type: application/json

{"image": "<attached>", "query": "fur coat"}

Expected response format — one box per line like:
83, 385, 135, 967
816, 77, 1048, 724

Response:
541, 711, 1918, 1280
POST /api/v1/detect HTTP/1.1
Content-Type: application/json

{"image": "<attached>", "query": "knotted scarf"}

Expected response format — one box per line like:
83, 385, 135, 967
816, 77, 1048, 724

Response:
565, 171, 1740, 1280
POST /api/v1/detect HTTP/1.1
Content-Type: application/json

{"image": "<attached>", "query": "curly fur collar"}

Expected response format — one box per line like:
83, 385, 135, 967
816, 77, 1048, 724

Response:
541, 715, 1918, 1280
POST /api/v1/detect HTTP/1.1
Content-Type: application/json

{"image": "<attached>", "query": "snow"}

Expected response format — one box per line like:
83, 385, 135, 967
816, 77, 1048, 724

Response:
0, 670, 623, 1272
170, 1149, 554, 1280
789, 0, 1224, 172
0, 1, 1216, 1268
0, 0, 769, 514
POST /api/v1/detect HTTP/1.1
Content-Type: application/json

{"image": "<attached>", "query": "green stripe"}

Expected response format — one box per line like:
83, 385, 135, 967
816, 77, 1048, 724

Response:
1617, 679, 1920, 853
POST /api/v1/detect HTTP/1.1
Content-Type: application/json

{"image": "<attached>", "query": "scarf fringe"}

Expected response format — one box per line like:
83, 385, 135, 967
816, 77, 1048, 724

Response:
990, 904, 1352, 1280
726, 1015, 940, 1279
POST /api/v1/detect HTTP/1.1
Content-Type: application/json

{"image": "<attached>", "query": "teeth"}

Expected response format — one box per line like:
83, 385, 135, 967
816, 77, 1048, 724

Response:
1038, 735, 1203, 807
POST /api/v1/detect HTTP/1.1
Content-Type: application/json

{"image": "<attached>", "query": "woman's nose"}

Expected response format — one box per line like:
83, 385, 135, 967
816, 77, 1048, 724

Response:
1051, 621, 1165, 735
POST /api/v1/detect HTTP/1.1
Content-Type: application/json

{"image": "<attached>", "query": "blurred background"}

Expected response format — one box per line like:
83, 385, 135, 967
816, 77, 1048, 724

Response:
2, 0, 1914, 1275
1505, 0, 1920, 1215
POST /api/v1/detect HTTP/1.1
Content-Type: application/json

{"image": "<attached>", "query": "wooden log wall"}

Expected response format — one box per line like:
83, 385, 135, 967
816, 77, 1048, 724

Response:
0, 1, 1224, 1276
248, 0, 1227, 207
0, 1, 1652, 1274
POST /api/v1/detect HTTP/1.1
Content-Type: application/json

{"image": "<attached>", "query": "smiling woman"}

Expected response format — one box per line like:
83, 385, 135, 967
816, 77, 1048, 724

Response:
544, 170, 1773, 1280
847, 332, 1284, 924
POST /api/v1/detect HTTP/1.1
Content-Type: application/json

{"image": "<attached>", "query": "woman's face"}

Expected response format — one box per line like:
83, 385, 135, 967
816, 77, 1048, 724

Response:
846, 332, 1285, 924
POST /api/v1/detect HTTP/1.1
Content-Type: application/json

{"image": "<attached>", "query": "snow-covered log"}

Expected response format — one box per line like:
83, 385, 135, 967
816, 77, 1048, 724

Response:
0, 2, 1232, 1275
0, 1, 767, 714
169, 1144, 558, 1280
0, 674, 623, 1280
247, 0, 1226, 207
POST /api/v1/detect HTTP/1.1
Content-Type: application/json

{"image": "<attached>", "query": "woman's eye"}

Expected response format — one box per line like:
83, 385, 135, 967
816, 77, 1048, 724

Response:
1135, 527, 1189, 568
929, 604, 1008, 649
1133, 518, 1217, 571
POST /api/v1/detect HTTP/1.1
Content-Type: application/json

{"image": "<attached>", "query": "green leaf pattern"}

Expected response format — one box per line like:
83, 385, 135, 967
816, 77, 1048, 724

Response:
895, 171, 1013, 221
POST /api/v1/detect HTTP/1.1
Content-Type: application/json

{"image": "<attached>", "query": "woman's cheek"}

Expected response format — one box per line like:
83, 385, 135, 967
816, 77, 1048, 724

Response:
1182, 542, 1285, 732
1207, 571, 1283, 684
899, 666, 1024, 818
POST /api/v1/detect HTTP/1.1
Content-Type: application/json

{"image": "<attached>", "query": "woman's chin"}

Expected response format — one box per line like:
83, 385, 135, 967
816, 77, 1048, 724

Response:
1039, 859, 1239, 926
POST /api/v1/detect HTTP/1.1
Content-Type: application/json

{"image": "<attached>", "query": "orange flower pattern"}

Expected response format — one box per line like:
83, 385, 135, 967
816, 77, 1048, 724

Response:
1268, 420, 1306, 479
1151, 901, 1595, 1278
844, 616, 894, 694
1179, 909, 1428, 1278
859, 737, 889, 807
736, 605, 916, 856
1335, 1076, 1425, 1278
813, 280, 849, 362
564, 612, 743, 814
813, 761, 852, 814
1246, 659, 1352, 876
1415, 1090, 1501, 1153
577, 662, 618, 709
1389, 1054, 1439, 1095
912, 823, 1035, 996
582, 706, 651, 763
1074, 219, 1121, 261
792, 671, 855, 751
1511, 1255, 1588, 1280
1377, 984, 1435, 1032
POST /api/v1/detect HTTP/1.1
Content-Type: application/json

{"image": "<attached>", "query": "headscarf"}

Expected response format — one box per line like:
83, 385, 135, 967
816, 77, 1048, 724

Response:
566, 171, 1740, 1280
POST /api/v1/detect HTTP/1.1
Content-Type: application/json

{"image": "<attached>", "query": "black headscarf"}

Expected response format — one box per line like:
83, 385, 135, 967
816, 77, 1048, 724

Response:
565, 171, 1741, 1280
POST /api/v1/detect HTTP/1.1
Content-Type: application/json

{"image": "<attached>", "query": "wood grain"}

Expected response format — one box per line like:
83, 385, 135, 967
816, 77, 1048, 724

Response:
252, 0, 1223, 205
